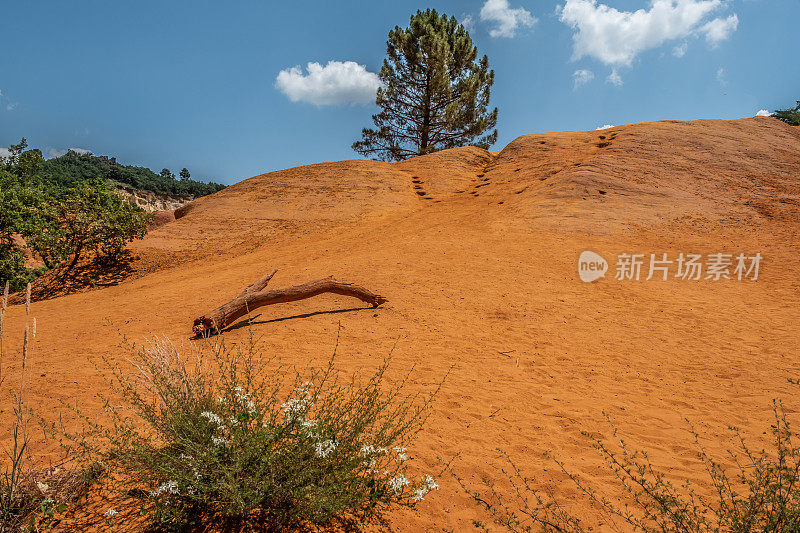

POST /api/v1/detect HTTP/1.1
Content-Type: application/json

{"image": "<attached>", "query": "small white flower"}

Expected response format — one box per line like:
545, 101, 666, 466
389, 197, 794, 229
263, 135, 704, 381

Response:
360, 445, 387, 467
103, 508, 118, 517
300, 419, 320, 438
360, 445, 387, 456
281, 397, 308, 420
394, 446, 408, 463
413, 475, 439, 501
150, 481, 179, 497
228, 416, 239, 426
234, 387, 251, 401
388, 475, 409, 495
211, 436, 226, 446
200, 411, 223, 425
315, 439, 337, 458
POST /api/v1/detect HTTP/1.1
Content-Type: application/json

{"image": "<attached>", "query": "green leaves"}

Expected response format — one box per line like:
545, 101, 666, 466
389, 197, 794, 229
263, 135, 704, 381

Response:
773, 101, 800, 126
63, 336, 441, 530
23, 178, 151, 272
40, 150, 225, 197
0, 143, 153, 288
353, 9, 499, 161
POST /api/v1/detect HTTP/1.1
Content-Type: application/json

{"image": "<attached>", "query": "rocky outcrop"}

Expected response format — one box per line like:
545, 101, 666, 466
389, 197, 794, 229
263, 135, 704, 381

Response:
117, 187, 195, 212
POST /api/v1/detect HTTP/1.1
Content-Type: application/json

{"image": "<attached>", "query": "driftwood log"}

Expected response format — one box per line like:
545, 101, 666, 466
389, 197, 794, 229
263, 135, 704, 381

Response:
192, 270, 386, 336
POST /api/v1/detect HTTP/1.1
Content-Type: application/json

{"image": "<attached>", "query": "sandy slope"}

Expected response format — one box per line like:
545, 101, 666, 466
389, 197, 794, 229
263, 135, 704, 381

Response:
2, 117, 800, 530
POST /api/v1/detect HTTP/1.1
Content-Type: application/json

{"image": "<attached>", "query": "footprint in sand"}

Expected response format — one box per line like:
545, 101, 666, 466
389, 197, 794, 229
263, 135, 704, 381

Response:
410, 176, 435, 200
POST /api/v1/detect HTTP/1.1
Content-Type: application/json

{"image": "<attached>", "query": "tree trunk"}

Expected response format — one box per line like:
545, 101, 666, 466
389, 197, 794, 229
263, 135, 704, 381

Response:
420, 71, 432, 154
192, 271, 386, 336
64, 241, 84, 274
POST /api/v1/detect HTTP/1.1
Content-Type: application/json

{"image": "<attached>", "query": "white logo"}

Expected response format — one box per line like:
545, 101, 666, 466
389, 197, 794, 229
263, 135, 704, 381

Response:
578, 251, 608, 282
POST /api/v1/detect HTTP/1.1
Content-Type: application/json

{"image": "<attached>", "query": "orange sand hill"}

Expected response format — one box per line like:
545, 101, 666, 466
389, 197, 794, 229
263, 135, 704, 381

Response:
2, 117, 800, 530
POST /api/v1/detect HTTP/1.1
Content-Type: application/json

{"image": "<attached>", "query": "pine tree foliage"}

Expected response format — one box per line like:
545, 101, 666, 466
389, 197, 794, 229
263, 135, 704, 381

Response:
353, 9, 498, 162
773, 101, 800, 126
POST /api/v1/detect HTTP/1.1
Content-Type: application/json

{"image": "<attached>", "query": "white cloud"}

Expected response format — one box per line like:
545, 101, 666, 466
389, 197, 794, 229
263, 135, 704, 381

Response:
45, 147, 93, 159
46, 147, 67, 159
673, 42, 688, 57
460, 14, 476, 32
275, 61, 382, 106
558, 0, 738, 66
755, 109, 772, 117
596, 124, 614, 129
572, 69, 595, 89
480, 0, 536, 38
607, 68, 623, 86
1, 145, 93, 161
1, 89, 18, 111
701, 14, 738, 45
716, 66, 726, 84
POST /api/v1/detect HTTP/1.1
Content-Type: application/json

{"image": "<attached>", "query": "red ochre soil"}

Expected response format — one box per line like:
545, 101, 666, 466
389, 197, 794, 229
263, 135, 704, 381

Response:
2, 117, 799, 531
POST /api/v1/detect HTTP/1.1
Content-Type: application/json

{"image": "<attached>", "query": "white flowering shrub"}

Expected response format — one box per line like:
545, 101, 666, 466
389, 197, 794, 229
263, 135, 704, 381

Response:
63, 335, 441, 530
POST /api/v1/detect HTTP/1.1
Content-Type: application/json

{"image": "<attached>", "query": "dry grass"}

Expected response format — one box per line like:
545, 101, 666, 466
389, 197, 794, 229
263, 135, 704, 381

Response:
0, 282, 91, 532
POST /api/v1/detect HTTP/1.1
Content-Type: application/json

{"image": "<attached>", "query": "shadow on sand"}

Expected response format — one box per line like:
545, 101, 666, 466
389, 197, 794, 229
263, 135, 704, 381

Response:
190, 307, 374, 339
14, 251, 138, 303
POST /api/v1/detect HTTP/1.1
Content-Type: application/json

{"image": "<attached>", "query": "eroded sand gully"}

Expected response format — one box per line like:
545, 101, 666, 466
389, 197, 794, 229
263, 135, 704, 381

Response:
2, 117, 799, 530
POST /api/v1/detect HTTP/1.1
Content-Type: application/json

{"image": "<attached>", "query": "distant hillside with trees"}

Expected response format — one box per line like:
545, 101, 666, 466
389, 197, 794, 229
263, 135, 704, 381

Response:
41, 150, 226, 197
1, 139, 152, 290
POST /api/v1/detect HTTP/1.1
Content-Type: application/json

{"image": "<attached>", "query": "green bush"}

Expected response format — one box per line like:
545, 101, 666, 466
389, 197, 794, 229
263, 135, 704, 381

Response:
0, 140, 47, 290
464, 394, 800, 532
60, 335, 441, 530
1, 139, 152, 288
24, 178, 151, 272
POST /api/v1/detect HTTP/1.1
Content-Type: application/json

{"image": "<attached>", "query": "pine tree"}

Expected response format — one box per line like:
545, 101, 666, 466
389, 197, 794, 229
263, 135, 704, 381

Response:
352, 9, 498, 162
773, 101, 800, 126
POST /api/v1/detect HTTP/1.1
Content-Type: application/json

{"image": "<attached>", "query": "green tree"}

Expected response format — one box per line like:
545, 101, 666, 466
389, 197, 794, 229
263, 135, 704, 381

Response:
0, 140, 49, 289
773, 101, 800, 126
0, 171, 33, 289
352, 9, 498, 162
1, 138, 27, 168
179, 167, 190, 181
25, 179, 151, 273
160, 168, 174, 181
41, 152, 225, 197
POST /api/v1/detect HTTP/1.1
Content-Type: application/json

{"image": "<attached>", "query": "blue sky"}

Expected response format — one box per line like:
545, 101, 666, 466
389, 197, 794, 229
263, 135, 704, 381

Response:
0, 0, 796, 185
